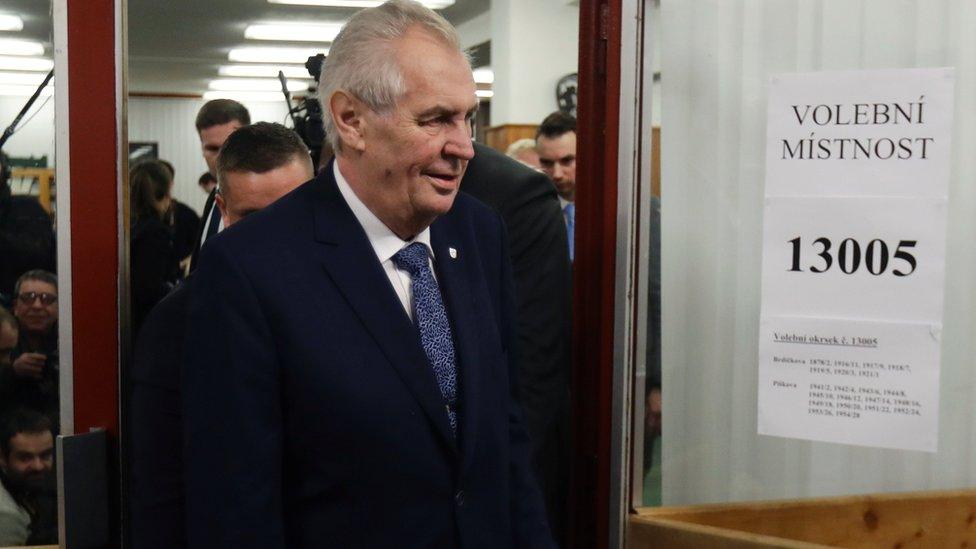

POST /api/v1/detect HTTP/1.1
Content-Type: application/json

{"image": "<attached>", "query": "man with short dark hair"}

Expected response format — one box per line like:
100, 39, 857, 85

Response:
129, 122, 312, 549
536, 111, 577, 260
1, 271, 58, 423
189, 99, 251, 271
0, 409, 57, 545
182, 2, 555, 546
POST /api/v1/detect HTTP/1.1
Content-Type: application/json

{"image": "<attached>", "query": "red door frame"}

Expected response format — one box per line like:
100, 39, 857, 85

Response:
570, 0, 622, 548
65, 0, 121, 440
59, 0, 622, 546
60, 0, 123, 543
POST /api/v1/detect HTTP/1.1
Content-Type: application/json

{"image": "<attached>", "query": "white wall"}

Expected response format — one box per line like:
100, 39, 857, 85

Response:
127, 97, 288, 215
661, 0, 976, 506
490, 0, 579, 126
456, 11, 491, 51
0, 94, 56, 163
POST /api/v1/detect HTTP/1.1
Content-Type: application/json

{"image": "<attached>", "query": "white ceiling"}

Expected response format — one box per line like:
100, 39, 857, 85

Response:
127, 0, 489, 95
0, 0, 488, 95
0, 0, 53, 52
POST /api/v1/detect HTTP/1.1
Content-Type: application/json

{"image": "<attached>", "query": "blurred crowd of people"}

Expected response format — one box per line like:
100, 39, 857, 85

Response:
0, 152, 59, 545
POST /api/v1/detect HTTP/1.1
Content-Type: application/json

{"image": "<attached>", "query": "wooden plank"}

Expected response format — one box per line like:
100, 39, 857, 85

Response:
483, 123, 538, 153
630, 516, 828, 549
635, 489, 976, 548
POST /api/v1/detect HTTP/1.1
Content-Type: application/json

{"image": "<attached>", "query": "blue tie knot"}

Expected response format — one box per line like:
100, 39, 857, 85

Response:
392, 242, 429, 276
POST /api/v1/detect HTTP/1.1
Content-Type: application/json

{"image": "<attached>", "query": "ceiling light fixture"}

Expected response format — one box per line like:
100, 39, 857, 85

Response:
203, 90, 305, 103
0, 39, 44, 57
245, 22, 345, 43
228, 46, 327, 64
0, 56, 53, 72
219, 64, 313, 80
472, 67, 493, 84
475, 89, 493, 99
267, 0, 454, 8
209, 78, 310, 93
0, 14, 24, 32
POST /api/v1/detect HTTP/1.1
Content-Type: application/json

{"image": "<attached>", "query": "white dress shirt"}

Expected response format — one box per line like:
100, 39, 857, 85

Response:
334, 162, 435, 321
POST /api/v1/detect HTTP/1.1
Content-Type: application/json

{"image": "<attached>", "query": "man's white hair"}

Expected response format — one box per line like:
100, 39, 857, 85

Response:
319, 0, 468, 152
505, 138, 538, 159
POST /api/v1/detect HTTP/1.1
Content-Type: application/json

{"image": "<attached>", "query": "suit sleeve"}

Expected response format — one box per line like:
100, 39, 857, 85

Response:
497, 219, 559, 549
181, 240, 285, 549
502, 170, 572, 434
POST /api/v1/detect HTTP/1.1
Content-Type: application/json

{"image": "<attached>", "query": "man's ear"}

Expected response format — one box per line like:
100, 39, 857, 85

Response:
215, 191, 228, 222
330, 91, 367, 153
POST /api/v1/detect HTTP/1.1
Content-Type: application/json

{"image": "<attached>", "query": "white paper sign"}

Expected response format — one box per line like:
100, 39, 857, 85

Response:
761, 196, 947, 323
758, 316, 941, 452
765, 68, 954, 198
758, 68, 954, 452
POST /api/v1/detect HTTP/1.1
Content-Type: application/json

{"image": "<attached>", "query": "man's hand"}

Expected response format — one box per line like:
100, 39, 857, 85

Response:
12, 353, 46, 379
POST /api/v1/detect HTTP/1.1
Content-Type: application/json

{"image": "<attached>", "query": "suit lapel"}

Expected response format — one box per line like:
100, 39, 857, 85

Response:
431, 218, 482, 469
310, 167, 457, 454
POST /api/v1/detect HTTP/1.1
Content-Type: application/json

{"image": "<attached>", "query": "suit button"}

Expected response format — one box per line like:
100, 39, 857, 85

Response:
455, 490, 465, 507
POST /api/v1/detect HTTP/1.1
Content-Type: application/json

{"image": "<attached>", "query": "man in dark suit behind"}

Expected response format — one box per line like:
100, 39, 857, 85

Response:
188, 99, 250, 272
461, 142, 572, 544
181, 2, 555, 547
129, 123, 314, 549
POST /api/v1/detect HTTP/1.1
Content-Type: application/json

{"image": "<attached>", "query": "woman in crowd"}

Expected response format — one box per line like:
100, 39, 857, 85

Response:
129, 160, 180, 337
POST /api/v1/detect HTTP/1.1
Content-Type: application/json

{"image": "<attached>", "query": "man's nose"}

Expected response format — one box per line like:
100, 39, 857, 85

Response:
444, 122, 475, 161
551, 163, 565, 181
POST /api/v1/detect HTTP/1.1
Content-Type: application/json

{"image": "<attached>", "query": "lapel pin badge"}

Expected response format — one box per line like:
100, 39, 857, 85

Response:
449, 247, 458, 259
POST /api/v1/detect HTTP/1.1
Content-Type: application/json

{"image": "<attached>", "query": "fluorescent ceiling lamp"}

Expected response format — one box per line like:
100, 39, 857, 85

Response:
268, 0, 454, 8
472, 67, 493, 84
245, 22, 345, 43
0, 56, 53, 72
219, 64, 313, 79
228, 46, 326, 64
0, 84, 53, 97
209, 78, 309, 93
0, 14, 24, 32
0, 71, 49, 86
0, 39, 44, 57
475, 89, 493, 99
203, 90, 302, 103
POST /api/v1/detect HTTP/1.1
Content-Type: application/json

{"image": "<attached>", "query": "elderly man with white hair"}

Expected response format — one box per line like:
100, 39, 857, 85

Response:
180, 1, 557, 548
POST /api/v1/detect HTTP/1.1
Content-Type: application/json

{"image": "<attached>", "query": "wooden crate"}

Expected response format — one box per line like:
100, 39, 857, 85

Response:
629, 489, 976, 548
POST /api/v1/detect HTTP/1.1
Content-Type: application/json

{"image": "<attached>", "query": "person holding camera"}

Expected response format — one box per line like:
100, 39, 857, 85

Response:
0, 270, 59, 427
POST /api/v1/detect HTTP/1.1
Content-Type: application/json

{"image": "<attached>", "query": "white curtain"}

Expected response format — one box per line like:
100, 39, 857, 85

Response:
660, 0, 976, 505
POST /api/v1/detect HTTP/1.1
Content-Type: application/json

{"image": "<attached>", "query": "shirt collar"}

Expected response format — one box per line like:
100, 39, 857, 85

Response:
559, 196, 573, 210
333, 161, 434, 264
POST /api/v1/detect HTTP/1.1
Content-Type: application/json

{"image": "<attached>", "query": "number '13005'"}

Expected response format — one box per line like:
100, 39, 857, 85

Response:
788, 237, 917, 276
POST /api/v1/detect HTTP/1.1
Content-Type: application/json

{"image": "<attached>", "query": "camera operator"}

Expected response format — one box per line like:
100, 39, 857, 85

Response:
0, 271, 58, 427
0, 152, 56, 309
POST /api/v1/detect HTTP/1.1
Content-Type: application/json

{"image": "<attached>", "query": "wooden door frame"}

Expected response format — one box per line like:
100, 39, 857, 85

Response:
571, 0, 622, 548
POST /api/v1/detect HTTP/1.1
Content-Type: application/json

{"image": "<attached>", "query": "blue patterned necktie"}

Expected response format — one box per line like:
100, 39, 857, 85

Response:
564, 202, 575, 261
392, 242, 459, 436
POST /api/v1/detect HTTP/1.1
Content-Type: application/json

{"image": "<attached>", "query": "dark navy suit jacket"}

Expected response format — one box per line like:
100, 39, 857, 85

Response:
181, 164, 555, 548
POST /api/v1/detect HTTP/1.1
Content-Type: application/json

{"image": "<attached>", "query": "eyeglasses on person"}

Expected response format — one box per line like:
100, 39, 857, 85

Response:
16, 292, 58, 305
